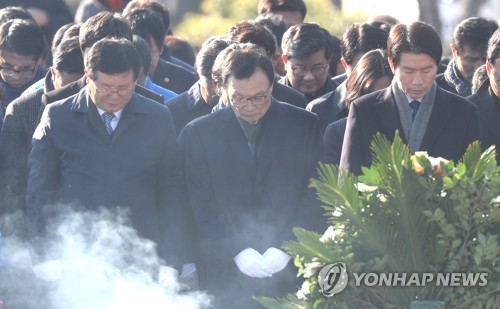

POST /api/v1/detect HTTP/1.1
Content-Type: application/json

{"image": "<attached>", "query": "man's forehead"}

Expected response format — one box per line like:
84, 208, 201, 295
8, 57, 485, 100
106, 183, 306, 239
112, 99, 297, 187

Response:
459, 44, 487, 54
93, 70, 135, 82
0, 49, 37, 65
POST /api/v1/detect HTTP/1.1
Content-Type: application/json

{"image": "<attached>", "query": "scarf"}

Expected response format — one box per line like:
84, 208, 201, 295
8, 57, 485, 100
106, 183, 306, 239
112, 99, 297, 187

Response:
443, 58, 471, 97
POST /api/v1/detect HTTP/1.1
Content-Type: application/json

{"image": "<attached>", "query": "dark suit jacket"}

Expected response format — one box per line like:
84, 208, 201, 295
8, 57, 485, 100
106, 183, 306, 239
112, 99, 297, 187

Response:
340, 86, 481, 175
272, 77, 308, 108
165, 82, 214, 135
435, 73, 457, 95
0, 71, 56, 218
160, 44, 197, 74
279, 75, 338, 103
470, 79, 500, 162
27, 88, 188, 265
322, 118, 347, 165
331, 73, 346, 86
306, 83, 348, 133
151, 59, 199, 94
179, 99, 323, 306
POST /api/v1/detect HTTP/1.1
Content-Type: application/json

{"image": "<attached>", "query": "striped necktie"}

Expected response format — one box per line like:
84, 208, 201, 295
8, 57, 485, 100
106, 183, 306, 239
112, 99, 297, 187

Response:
102, 112, 115, 134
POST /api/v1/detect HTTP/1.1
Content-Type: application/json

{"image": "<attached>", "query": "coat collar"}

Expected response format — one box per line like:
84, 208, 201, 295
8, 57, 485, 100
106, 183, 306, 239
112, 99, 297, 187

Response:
70, 87, 149, 142
374, 87, 407, 143
478, 87, 500, 145
374, 86, 460, 150
419, 87, 456, 151
186, 82, 214, 111
218, 99, 281, 181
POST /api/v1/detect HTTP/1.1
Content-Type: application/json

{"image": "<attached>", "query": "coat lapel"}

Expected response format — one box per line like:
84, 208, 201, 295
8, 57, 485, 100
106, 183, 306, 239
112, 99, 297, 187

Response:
375, 88, 407, 143
70, 88, 110, 142
420, 88, 455, 151
219, 107, 257, 178
254, 100, 280, 183
111, 93, 148, 143
479, 88, 500, 147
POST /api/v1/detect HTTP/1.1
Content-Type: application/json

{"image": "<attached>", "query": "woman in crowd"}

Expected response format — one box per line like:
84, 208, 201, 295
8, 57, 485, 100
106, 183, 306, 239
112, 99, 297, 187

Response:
323, 49, 394, 164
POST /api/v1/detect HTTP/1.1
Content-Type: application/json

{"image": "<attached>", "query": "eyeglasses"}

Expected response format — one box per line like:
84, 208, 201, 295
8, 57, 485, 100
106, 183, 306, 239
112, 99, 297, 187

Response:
291, 65, 328, 77
0, 56, 38, 77
0, 65, 37, 77
94, 84, 135, 96
229, 91, 270, 108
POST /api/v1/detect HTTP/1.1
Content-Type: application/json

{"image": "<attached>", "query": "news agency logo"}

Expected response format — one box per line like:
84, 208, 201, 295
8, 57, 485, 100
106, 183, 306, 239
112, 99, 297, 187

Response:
318, 263, 489, 298
318, 262, 349, 297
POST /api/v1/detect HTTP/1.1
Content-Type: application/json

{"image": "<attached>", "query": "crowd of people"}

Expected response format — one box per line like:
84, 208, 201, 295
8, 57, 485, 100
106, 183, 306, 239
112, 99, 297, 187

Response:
0, 0, 499, 308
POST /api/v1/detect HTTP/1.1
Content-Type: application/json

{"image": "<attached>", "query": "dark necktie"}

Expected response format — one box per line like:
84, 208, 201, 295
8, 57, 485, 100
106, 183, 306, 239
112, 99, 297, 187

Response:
410, 100, 421, 120
102, 112, 115, 134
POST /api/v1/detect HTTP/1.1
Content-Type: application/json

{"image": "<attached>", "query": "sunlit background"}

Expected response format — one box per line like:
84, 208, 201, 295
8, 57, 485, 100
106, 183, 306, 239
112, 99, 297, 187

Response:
66, 0, 500, 55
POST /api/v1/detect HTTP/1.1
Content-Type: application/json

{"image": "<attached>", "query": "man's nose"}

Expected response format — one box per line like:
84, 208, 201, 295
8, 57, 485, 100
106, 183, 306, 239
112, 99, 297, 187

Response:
303, 70, 315, 80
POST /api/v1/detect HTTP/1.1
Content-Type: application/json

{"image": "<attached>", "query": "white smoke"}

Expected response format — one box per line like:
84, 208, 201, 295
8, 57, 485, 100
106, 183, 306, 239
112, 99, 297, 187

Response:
0, 208, 211, 309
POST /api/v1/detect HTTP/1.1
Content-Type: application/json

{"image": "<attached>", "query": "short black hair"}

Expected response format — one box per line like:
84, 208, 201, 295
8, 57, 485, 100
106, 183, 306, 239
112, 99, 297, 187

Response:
227, 21, 277, 58
341, 23, 389, 66
345, 49, 393, 107
471, 64, 488, 94
281, 23, 334, 60
0, 6, 34, 25
165, 36, 196, 67
329, 34, 342, 76
453, 17, 498, 52
255, 13, 287, 49
388, 22, 442, 67
0, 19, 46, 61
487, 28, 500, 64
123, 0, 170, 31
124, 9, 166, 52
52, 23, 74, 53
196, 37, 232, 79
131, 35, 151, 75
212, 43, 275, 88
258, 0, 307, 20
79, 12, 132, 52
53, 36, 84, 74
85, 38, 140, 81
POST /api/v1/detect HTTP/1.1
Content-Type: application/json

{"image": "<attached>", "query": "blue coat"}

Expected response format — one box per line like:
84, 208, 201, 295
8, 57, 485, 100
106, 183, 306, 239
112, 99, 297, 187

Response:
179, 99, 324, 307
27, 87, 187, 265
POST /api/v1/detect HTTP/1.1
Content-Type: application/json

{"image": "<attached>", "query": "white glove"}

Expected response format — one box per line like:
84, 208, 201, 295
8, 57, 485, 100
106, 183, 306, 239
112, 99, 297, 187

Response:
32, 259, 62, 282
262, 247, 291, 275
234, 248, 273, 278
234, 247, 291, 278
158, 265, 179, 287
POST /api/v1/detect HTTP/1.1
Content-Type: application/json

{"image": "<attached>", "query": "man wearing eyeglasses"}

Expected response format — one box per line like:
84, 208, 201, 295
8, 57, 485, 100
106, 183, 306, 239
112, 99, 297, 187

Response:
279, 23, 337, 102
0, 19, 47, 109
27, 38, 189, 274
180, 43, 323, 308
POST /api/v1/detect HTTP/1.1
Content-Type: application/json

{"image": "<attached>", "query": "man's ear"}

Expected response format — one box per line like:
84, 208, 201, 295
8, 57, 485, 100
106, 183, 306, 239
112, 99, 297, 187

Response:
84, 69, 90, 84
450, 43, 459, 59
388, 57, 396, 73
486, 60, 492, 76
50, 67, 58, 79
340, 57, 348, 70
281, 54, 289, 66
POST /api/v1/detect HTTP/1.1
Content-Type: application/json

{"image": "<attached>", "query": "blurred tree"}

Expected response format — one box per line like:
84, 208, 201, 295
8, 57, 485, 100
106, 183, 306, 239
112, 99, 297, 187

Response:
460, 0, 488, 20
330, 0, 342, 10
417, 0, 442, 34
174, 0, 364, 48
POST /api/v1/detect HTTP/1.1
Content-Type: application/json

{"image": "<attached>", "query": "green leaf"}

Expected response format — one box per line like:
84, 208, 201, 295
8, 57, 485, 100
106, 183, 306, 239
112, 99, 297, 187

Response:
282, 228, 338, 264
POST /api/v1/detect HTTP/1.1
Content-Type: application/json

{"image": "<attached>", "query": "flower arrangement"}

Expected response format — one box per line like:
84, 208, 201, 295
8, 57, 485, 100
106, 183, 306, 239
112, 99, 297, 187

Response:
258, 132, 500, 308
